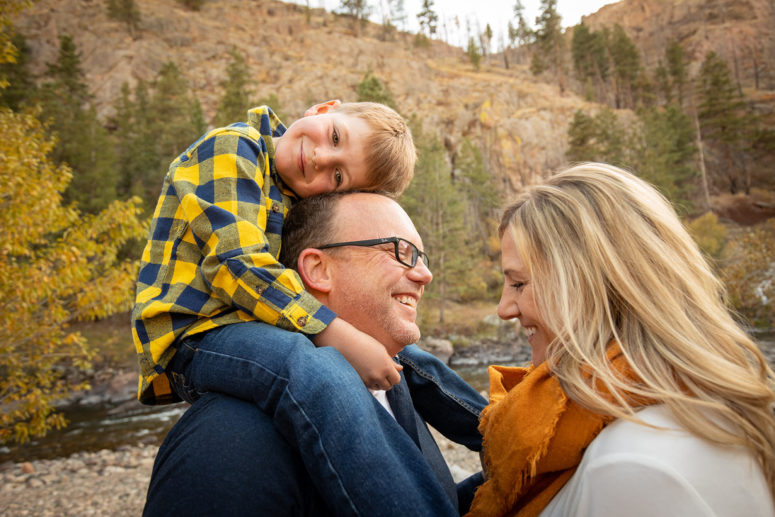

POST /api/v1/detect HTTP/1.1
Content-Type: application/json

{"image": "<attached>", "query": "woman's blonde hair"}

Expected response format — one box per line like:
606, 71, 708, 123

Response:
499, 162, 775, 495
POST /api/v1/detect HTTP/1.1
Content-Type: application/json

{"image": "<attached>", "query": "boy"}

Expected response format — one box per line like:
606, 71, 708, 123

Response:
133, 100, 415, 405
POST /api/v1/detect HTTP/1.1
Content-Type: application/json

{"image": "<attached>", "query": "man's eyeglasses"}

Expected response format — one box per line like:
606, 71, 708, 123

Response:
316, 237, 430, 269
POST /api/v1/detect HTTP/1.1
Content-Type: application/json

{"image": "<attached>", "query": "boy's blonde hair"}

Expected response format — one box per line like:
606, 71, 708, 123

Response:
333, 102, 415, 198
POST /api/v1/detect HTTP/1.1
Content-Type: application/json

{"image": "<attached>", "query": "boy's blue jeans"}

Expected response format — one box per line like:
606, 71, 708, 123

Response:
165, 321, 486, 517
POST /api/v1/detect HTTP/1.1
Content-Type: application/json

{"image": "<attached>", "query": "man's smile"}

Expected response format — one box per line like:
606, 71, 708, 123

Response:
393, 294, 418, 308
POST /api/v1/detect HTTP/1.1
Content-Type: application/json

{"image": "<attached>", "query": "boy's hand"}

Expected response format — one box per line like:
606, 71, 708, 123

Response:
313, 317, 402, 390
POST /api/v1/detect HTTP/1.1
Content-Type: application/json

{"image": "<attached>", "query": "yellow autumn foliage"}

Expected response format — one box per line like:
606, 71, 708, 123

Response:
0, 107, 145, 444
687, 212, 727, 260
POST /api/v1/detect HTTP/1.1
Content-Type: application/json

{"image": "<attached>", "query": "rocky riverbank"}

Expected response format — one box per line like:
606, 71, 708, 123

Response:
2, 334, 772, 516
0, 444, 157, 516
0, 431, 480, 516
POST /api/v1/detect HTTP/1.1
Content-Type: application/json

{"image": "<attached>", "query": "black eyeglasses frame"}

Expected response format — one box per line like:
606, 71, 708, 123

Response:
316, 237, 430, 269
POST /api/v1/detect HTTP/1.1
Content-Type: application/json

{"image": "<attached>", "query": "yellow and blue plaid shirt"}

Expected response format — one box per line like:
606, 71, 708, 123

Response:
132, 106, 336, 405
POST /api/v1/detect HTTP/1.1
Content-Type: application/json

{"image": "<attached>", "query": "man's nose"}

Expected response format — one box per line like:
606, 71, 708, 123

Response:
407, 259, 433, 285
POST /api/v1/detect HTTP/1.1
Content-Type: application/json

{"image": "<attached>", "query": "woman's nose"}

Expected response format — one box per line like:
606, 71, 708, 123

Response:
497, 289, 519, 321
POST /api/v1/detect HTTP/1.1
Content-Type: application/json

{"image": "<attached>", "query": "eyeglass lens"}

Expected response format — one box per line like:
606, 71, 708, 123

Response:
396, 239, 428, 268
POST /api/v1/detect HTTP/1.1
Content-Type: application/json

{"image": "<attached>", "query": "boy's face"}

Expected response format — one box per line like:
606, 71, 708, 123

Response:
274, 105, 372, 198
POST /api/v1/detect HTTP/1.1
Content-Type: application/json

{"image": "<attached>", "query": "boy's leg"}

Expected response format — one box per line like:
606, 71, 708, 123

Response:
277, 344, 458, 516
167, 321, 312, 411
398, 344, 488, 451
166, 321, 458, 517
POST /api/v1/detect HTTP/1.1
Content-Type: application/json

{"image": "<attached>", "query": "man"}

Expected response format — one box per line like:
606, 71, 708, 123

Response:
144, 192, 486, 516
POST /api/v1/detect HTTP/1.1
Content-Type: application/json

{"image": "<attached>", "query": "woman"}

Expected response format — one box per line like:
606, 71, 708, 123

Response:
467, 163, 775, 516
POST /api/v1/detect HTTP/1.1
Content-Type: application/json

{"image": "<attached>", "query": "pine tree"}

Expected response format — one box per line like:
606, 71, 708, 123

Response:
608, 25, 640, 109
697, 51, 749, 193
665, 40, 688, 107
150, 61, 204, 167
480, 24, 493, 60
511, 1, 532, 46
355, 70, 396, 109
531, 0, 565, 90
111, 80, 160, 209
567, 110, 597, 161
106, 0, 141, 35
39, 35, 117, 214
416, 0, 438, 39
111, 63, 206, 212
466, 37, 482, 70
214, 48, 253, 127
381, 0, 406, 39
654, 60, 671, 105
570, 24, 609, 102
566, 107, 627, 165
339, 0, 370, 34
634, 105, 697, 209
571, 23, 594, 80
509, 1, 533, 65
402, 119, 472, 324
389, 0, 407, 30
455, 138, 501, 256
0, 31, 35, 110
43, 35, 89, 107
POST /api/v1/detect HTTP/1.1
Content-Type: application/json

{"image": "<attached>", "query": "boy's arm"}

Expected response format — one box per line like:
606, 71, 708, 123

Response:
314, 318, 402, 390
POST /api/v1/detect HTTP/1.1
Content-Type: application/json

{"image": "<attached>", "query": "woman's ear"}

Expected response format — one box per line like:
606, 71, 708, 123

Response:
303, 99, 342, 117
297, 248, 332, 293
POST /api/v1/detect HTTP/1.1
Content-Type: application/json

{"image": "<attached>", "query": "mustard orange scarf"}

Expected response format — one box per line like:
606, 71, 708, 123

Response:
466, 348, 639, 517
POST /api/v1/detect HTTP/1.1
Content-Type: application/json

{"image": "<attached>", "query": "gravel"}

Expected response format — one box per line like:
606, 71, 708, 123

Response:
0, 445, 157, 516
0, 433, 478, 516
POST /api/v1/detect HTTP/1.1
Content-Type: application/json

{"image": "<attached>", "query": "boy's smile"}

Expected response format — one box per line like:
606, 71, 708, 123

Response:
274, 109, 372, 198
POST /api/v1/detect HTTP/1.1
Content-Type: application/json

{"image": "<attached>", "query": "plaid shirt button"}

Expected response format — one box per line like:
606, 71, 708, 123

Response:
296, 316, 308, 327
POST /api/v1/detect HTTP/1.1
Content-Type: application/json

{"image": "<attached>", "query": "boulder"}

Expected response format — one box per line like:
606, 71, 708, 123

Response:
417, 337, 454, 364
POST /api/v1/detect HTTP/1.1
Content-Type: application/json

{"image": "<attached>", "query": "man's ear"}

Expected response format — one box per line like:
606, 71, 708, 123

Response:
297, 248, 333, 293
303, 99, 341, 117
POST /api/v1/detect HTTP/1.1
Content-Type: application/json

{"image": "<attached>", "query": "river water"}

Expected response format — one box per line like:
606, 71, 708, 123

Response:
2, 331, 773, 465
0, 363, 503, 465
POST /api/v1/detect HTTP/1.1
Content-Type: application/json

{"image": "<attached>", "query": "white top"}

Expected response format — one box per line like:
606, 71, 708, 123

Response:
369, 389, 396, 419
541, 405, 775, 517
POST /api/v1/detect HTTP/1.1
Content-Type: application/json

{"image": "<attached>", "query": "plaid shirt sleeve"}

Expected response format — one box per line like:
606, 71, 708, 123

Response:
133, 108, 336, 403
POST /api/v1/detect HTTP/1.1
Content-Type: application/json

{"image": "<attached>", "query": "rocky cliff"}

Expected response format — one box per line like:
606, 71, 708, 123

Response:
581, 0, 775, 91
11, 0, 774, 197
11, 0, 595, 196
